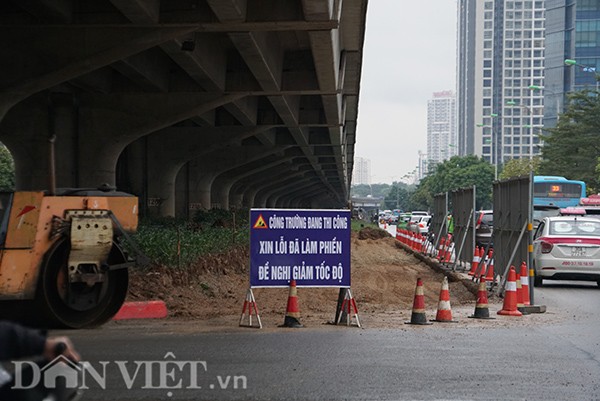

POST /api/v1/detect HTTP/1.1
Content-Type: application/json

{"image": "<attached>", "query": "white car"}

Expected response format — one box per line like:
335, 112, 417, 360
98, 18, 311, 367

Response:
408, 215, 431, 235
532, 216, 600, 287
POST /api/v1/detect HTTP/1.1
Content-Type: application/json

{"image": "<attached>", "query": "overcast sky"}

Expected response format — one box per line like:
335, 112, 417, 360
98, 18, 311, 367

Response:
355, 0, 458, 184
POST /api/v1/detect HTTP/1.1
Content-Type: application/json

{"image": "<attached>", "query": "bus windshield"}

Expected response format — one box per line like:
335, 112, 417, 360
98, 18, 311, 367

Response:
533, 176, 586, 208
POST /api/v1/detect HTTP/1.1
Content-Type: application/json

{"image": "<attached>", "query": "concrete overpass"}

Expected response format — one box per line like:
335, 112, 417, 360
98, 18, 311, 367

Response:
0, 0, 367, 217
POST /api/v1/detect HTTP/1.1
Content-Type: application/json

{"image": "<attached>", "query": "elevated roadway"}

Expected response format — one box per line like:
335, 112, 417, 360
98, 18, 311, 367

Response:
0, 0, 367, 216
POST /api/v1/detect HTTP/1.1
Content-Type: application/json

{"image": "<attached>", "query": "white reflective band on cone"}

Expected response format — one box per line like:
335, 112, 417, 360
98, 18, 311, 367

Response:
505, 281, 517, 291
521, 276, 529, 285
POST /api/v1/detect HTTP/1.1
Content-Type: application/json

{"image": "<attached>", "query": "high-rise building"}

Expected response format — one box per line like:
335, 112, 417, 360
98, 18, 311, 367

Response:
353, 157, 371, 185
417, 150, 428, 181
457, 0, 546, 172
457, 0, 478, 156
545, 0, 600, 127
427, 91, 457, 168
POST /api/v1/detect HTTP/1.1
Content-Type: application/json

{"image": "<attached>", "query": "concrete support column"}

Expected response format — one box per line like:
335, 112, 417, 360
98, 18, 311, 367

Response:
243, 187, 260, 208
0, 95, 50, 190
49, 92, 79, 188
229, 191, 244, 209
0, 92, 80, 191
146, 161, 184, 217
187, 159, 216, 210
211, 180, 235, 210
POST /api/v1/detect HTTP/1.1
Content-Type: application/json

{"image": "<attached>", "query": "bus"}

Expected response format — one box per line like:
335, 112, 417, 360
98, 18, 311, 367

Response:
533, 176, 586, 208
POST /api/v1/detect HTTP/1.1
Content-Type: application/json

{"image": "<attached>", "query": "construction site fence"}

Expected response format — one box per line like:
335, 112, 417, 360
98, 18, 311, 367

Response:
401, 175, 532, 296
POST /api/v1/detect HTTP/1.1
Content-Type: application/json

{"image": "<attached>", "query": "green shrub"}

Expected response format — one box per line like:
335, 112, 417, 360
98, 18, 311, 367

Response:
131, 214, 250, 268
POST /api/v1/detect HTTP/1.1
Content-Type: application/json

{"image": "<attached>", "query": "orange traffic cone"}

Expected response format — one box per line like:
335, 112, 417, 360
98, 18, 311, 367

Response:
405, 278, 432, 325
468, 246, 481, 276
280, 280, 303, 327
437, 237, 446, 261
474, 250, 488, 280
432, 277, 457, 322
484, 252, 495, 282
444, 237, 454, 263
468, 277, 495, 319
497, 266, 523, 316
516, 274, 530, 315
519, 262, 531, 306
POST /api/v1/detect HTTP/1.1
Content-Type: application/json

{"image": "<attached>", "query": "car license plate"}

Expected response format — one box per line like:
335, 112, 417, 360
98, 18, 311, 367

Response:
571, 247, 586, 257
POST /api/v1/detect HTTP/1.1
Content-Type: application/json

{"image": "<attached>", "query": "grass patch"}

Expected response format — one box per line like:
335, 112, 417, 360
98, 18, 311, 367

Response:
351, 219, 379, 231
130, 209, 250, 268
131, 209, 371, 268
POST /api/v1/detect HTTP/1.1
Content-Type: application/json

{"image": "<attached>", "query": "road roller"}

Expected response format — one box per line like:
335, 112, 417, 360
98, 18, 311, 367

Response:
0, 188, 138, 328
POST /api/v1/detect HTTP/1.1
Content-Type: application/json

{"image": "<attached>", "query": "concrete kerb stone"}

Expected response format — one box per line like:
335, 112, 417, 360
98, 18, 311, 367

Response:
113, 301, 168, 320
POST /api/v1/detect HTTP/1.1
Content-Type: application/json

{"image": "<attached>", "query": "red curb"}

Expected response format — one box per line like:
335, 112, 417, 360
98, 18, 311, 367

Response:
113, 301, 168, 320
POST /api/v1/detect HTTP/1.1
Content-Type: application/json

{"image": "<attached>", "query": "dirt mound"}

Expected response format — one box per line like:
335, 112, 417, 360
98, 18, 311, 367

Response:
127, 230, 482, 327
357, 226, 391, 240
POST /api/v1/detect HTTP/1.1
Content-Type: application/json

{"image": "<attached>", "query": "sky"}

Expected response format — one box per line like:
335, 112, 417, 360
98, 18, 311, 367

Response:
355, 0, 458, 184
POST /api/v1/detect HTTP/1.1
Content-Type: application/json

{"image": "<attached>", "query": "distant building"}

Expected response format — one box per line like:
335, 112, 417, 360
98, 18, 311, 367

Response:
457, 0, 545, 172
545, 1, 600, 128
427, 90, 457, 167
353, 157, 371, 185
417, 150, 428, 180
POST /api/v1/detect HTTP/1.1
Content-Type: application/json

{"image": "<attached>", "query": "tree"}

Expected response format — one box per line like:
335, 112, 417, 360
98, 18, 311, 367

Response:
0, 144, 15, 191
382, 183, 410, 210
539, 89, 600, 193
499, 157, 541, 180
409, 156, 494, 210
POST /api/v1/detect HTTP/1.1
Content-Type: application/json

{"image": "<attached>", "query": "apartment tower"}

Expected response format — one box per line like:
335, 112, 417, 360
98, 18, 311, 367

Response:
427, 91, 457, 168
457, 0, 546, 170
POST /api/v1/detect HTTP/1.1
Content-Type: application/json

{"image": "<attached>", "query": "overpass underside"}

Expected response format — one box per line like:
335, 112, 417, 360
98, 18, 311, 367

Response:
0, 0, 367, 217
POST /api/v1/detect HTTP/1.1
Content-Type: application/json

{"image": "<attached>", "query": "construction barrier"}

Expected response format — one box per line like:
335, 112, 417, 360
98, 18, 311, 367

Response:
240, 288, 262, 328
337, 289, 361, 327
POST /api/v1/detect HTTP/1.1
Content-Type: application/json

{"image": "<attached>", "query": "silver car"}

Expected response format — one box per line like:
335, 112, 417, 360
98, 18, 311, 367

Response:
532, 216, 600, 287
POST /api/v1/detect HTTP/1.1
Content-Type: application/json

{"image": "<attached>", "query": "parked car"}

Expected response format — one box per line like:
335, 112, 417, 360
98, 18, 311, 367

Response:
475, 210, 493, 248
408, 215, 431, 235
532, 216, 600, 287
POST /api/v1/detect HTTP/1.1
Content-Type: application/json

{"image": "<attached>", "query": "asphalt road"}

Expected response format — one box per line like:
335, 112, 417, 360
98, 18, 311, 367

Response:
50, 279, 600, 401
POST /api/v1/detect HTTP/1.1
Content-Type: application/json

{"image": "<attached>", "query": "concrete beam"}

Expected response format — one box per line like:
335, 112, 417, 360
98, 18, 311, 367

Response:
213, 155, 295, 208
76, 92, 245, 186
0, 25, 200, 120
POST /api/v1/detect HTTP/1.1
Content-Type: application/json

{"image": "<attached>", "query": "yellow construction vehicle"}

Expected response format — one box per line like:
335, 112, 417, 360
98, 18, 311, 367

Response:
0, 188, 138, 328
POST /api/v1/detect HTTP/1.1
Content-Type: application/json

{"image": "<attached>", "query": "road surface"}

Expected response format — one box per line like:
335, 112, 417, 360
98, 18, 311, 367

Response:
44, 279, 600, 400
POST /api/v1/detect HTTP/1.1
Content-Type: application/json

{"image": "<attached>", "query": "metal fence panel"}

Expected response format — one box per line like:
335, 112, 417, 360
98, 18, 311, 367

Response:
431, 193, 448, 247
493, 175, 532, 293
450, 186, 476, 270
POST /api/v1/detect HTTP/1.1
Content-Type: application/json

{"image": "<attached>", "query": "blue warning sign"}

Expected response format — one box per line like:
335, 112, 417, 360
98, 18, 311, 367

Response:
249, 209, 351, 288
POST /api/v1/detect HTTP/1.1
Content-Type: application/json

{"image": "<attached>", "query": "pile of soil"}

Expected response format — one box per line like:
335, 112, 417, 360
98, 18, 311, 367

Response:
127, 228, 489, 327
